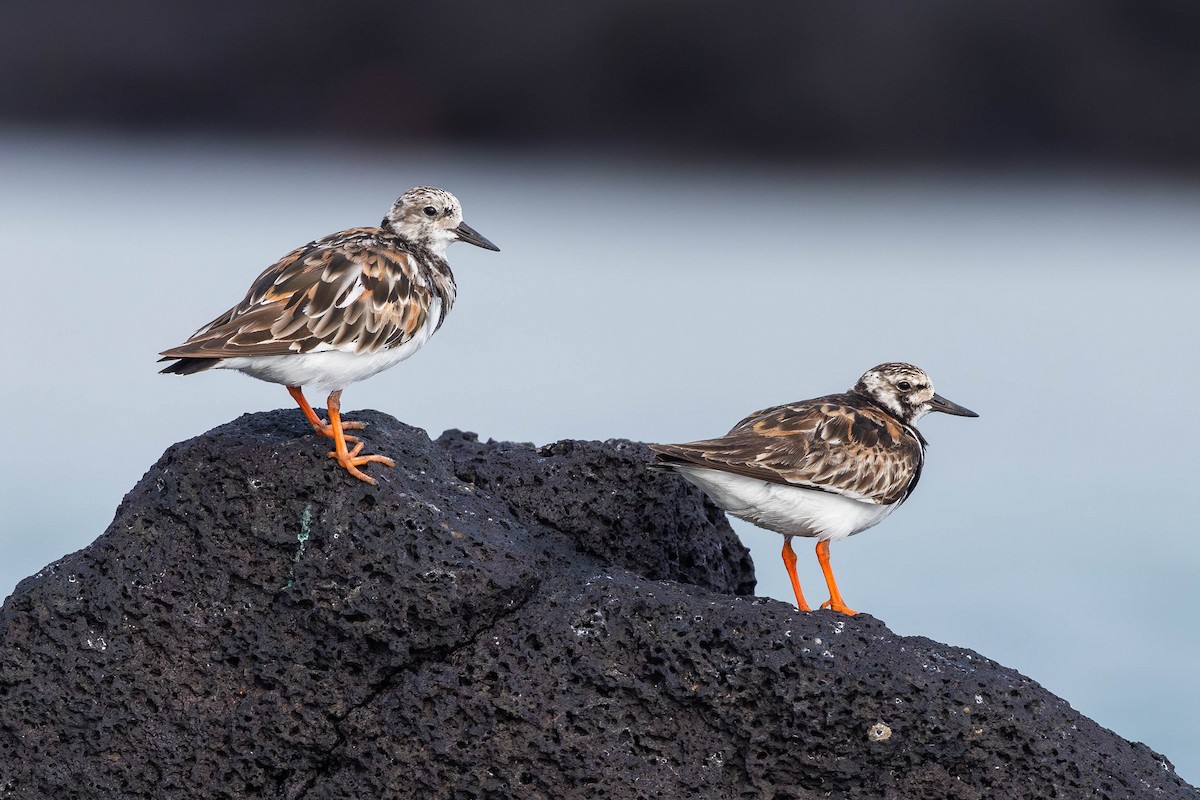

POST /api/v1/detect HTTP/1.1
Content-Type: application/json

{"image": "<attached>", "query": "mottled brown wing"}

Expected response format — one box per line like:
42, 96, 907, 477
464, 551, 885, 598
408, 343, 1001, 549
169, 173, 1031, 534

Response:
159, 230, 434, 359
650, 394, 924, 505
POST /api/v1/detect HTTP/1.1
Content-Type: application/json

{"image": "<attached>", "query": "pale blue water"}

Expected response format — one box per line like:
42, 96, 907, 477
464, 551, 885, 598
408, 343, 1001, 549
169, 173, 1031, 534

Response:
1, 129, 1198, 781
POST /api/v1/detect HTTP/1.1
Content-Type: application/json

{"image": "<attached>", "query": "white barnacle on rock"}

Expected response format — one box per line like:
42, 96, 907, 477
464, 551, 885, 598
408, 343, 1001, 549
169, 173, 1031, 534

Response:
867, 722, 892, 742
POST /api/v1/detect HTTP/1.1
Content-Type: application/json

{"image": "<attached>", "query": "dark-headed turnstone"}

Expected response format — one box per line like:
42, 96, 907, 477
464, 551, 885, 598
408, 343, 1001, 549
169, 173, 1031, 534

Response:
160, 186, 499, 485
651, 363, 977, 615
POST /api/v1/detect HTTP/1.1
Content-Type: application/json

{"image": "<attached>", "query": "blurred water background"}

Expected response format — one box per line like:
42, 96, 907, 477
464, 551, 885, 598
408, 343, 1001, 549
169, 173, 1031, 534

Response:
2, 0, 1199, 785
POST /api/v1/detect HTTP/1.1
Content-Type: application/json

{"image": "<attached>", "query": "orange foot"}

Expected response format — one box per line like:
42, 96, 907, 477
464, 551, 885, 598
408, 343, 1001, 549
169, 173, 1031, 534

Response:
288, 385, 367, 443
820, 598, 858, 616
322, 389, 394, 485
312, 418, 367, 444
815, 540, 858, 616
327, 441, 396, 485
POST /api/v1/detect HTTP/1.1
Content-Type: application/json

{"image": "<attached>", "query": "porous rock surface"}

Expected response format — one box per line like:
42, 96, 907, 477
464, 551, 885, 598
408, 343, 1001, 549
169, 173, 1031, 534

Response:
0, 409, 1193, 799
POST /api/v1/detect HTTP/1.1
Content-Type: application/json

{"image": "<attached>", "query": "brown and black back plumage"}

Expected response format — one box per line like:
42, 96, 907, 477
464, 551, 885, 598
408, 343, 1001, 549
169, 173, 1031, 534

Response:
651, 362, 978, 507
651, 393, 927, 506
159, 228, 455, 373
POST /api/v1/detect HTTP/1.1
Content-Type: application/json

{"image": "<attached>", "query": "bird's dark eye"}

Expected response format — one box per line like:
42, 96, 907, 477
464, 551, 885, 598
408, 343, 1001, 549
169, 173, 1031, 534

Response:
423, 206, 438, 217
897, 381, 912, 391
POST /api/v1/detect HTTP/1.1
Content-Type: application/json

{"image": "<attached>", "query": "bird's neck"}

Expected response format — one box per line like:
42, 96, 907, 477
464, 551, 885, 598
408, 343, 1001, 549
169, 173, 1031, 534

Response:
853, 390, 928, 447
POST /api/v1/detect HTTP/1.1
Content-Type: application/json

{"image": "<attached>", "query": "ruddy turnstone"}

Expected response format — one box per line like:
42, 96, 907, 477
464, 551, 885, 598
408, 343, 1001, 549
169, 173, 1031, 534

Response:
650, 363, 977, 615
159, 186, 499, 485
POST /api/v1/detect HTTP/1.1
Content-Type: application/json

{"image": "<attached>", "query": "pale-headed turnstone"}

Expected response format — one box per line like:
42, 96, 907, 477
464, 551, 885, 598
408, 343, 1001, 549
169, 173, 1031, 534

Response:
651, 363, 977, 615
160, 186, 499, 485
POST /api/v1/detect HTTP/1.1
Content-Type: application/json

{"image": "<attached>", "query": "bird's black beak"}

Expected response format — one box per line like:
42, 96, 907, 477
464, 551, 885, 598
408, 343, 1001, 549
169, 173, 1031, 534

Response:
454, 221, 500, 251
928, 393, 978, 417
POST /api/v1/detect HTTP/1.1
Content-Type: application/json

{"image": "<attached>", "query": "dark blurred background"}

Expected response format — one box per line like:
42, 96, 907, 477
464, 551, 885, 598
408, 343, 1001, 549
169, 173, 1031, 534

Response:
4, 0, 1200, 167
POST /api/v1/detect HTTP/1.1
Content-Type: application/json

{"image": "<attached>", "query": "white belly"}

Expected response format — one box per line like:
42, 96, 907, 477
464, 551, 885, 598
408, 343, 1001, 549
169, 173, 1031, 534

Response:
218, 300, 442, 394
673, 466, 898, 542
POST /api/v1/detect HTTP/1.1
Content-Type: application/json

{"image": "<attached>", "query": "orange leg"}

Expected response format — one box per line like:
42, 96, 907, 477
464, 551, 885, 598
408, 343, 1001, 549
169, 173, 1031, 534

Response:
781, 536, 812, 612
287, 386, 366, 442
325, 389, 395, 485
816, 539, 857, 616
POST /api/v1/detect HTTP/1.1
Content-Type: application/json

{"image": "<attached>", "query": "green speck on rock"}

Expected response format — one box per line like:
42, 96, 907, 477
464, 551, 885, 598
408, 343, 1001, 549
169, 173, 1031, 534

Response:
283, 503, 315, 590
298, 504, 313, 544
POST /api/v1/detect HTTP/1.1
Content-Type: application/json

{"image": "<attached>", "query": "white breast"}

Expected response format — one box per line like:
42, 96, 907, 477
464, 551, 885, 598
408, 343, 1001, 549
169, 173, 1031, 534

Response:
219, 298, 443, 395
672, 465, 897, 542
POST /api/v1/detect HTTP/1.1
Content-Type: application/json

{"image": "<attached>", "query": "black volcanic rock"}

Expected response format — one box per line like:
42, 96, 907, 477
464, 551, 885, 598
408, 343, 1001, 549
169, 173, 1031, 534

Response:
0, 410, 1193, 799
436, 430, 755, 597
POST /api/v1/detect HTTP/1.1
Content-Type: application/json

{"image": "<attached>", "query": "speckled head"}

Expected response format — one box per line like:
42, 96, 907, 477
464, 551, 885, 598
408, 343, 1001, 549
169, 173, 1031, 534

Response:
383, 186, 500, 257
852, 362, 978, 425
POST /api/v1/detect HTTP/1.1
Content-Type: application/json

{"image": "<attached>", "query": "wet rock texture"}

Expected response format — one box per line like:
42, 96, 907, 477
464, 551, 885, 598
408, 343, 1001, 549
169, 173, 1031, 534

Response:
0, 410, 1193, 799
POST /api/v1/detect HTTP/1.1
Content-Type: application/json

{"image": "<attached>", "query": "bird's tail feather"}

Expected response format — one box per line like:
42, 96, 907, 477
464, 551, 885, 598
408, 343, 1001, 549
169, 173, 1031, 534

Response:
159, 357, 221, 375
